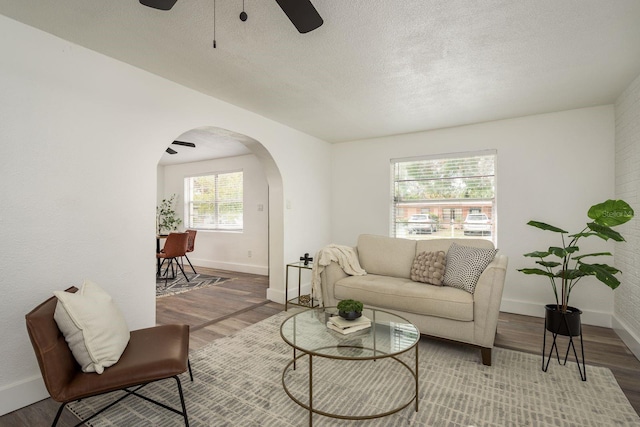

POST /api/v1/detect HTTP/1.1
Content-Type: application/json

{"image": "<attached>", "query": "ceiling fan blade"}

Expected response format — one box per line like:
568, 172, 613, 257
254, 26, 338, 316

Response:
275, 0, 323, 34
166, 147, 178, 154
139, 0, 178, 11
172, 141, 196, 148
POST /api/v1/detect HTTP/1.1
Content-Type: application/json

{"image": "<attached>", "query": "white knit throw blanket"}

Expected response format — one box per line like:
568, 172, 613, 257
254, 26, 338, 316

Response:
311, 244, 366, 306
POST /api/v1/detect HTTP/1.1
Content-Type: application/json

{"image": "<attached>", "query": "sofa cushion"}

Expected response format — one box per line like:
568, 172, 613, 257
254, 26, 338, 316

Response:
334, 274, 473, 322
410, 251, 446, 285
443, 242, 498, 294
357, 234, 416, 279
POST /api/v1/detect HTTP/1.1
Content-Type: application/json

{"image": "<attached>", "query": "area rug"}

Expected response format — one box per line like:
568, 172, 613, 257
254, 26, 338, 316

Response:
156, 272, 229, 297
67, 312, 640, 426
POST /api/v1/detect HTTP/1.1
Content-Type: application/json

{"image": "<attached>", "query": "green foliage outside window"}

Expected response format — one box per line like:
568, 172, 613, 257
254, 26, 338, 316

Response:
391, 152, 497, 243
395, 155, 495, 202
187, 171, 243, 230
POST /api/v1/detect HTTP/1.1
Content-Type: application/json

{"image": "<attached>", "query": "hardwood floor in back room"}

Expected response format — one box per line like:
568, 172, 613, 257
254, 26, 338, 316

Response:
2, 267, 639, 425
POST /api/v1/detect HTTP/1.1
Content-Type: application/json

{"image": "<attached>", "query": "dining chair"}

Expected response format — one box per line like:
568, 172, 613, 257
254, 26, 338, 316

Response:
183, 229, 198, 274
25, 288, 193, 426
157, 232, 190, 285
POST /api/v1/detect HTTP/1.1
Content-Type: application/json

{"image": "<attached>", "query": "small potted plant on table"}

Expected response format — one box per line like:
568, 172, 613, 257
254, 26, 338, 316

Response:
337, 299, 364, 320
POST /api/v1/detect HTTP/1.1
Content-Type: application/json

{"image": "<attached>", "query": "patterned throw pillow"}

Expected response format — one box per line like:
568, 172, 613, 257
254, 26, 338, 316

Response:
410, 251, 447, 286
443, 243, 498, 293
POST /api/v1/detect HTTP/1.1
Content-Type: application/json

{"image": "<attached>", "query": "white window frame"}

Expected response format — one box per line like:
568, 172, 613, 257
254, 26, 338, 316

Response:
390, 150, 497, 245
184, 170, 243, 231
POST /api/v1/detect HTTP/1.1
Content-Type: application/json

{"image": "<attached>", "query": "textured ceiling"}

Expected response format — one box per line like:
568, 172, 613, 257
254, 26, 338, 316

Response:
159, 127, 253, 165
2, 0, 640, 144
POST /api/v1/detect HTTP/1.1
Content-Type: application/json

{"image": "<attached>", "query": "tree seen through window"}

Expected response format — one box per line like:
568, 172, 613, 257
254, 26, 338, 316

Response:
392, 151, 496, 243
185, 171, 243, 230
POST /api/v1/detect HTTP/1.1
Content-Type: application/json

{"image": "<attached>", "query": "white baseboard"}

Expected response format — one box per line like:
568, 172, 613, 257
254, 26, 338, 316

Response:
612, 315, 640, 362
191, 258, 268, 276
266, 288, 284, 304
500, 298, 612, 328
0, 375, 48, 416
267, 282, 313, 305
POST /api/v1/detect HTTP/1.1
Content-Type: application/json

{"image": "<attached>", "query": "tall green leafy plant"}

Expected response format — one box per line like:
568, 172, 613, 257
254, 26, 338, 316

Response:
519, 199, 634, 313
156, 194, 182, 234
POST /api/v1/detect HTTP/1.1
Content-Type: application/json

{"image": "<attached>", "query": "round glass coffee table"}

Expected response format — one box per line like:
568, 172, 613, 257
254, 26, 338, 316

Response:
280, 307, 420, 426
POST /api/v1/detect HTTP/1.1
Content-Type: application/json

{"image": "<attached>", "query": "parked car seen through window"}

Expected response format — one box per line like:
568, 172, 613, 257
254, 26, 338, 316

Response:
463, 213, 492, 236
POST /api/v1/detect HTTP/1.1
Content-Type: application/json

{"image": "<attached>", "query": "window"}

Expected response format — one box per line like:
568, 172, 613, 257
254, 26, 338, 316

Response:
391, 150, 496, 243
184, 171, 243, 231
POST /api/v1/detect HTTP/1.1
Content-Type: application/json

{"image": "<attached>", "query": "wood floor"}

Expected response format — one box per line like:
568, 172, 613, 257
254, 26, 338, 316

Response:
2, 267, 639, 425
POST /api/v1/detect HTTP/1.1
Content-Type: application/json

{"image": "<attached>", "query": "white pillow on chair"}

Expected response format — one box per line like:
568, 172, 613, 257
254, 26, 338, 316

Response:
54, 280, 130, 374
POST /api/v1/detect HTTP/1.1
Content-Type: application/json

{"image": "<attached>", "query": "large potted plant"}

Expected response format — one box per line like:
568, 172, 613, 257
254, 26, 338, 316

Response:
520, 199, 634, 338
519, 199, 634, 315
519, 199, 633, 380
156, 194, 182, 235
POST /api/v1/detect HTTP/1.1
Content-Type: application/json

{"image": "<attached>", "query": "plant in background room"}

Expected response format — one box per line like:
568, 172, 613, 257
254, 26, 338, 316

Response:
156, 194, 182, 235
337, 299, 364, 320
518, 199, 634, 313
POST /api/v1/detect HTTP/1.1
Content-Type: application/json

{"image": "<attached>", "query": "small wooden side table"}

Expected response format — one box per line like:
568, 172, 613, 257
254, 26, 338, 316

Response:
285, 261, 319, 311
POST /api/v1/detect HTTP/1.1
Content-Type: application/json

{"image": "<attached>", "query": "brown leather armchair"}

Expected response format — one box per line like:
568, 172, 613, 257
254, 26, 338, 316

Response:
25, 288, 192, 426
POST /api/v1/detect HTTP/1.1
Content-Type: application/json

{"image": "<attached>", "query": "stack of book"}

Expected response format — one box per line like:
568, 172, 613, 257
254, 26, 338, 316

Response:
327, 315, 372, 335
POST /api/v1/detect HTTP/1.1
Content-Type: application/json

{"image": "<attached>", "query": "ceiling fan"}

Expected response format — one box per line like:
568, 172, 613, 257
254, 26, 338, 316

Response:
166, 140, 195, 155
139, 0, 323, 34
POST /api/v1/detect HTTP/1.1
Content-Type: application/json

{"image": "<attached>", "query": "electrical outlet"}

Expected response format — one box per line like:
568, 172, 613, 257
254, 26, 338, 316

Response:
248, 250, 252, 258
258, 204, 264, 211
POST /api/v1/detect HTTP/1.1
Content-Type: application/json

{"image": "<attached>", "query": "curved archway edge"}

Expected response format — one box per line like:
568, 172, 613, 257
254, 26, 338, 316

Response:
159, 126, 284, 302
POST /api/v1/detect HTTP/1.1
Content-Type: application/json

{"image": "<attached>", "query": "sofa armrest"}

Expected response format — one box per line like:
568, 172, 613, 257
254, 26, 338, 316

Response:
472, 254, 508, 348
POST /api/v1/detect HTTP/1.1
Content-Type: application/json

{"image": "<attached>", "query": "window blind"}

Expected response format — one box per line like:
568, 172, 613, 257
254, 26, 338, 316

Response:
391, 151, 496, 243
185, 171, 243, 230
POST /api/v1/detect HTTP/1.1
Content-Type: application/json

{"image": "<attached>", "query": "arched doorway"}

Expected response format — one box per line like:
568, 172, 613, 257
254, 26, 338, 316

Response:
156, 126, 284, 302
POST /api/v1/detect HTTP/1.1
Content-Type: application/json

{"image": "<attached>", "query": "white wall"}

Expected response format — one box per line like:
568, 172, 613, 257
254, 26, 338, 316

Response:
0, 15, 331, 415
160, 154, 269, 275
331, 106, 617, 327
613, 72, 640, 359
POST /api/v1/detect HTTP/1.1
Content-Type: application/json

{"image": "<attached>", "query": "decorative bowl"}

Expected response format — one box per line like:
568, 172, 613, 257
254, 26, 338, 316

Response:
339, 310, 362, 320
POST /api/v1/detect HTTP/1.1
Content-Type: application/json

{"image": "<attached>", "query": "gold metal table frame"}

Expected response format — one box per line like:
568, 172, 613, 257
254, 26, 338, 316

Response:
285, 261, 319, 310
280, 307, 420, 426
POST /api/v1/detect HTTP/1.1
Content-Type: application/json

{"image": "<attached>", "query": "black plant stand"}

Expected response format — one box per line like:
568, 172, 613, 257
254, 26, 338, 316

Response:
542, 305, 586, 381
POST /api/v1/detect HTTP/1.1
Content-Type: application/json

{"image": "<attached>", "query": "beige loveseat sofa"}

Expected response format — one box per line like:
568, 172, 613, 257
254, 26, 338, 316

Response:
318, 234, 508, 365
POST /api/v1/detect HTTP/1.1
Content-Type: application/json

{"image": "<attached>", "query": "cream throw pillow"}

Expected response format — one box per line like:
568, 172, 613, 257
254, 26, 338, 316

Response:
54, 280, 130, 374
410, 251, 447, 285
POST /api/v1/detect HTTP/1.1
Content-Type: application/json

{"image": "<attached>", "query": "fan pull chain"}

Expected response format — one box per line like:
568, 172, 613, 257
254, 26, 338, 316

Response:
213, 0, 217, 48
240, 0, 247, 21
